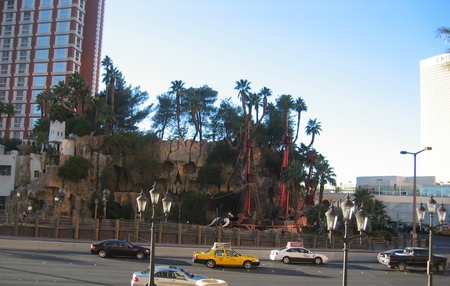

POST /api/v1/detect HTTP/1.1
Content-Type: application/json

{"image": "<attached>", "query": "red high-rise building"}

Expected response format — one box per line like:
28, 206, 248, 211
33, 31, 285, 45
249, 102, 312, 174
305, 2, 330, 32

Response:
0, 0, 105, 139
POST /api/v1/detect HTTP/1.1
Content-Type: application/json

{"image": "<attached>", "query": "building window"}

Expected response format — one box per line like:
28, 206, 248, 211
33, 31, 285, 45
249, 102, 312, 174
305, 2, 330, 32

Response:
0, 91, 6, 101
56, 35, 68, 46
14, 104, 23, 114
74, 64, 79, 72
3, 26, 13, 36
77, 24, 82, 35
24, 0, 34, 9
34, 76, 46, 86
38, 23, 50, 33
41, 0, 52, 7
21, 24, 31, 34
75, 51, 80, 61
36, 50, 48, 60
57, 21, 69, 32
14, 118, 22, 128
76, 38, 81, 48
59, 8, 70, 19
6, 1, 15, 9
16, 91, 25, 101
5, 13, 14, 23
55, 48, 67, 59
12, 131, 21, 139
40, 10, 51, 20
2, 52, 10, 61
0, 166, 12, 176
17, 77, 26, 87
18, 64, 27, 73
53, 75, 65, 85
34, 170, 40, 178
33, 90, 43, 100
32, 104, 40, 114
0, 65, 8, 74
0, 78, 7, 87
23, 11, 32, 21
2, 39, 12, 49
19, 51, 29, 61
78, 11, 83, 22
35, 63, 46, 73
80, 0, 84, 9
20, 38, 30, 48
54, 62, 65, 72
37, 36, 50, 47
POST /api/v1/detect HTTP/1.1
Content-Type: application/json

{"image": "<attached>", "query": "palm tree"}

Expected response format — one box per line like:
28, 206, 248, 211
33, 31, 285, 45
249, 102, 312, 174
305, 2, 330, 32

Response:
4, 102, 15, 137
169, 80, 186, 139
52, 80, 74, 114
35, 91, 53, 118
235, 79, 251, 123
282, 160, 307, 217
247, 92, 260, 122
68, 71, 89, 116
257, 87, 272, 124
101, 56, 122, 135
183, 88, 203, 142
305, 118, 322, 147
353, 188, 375, 212
436, 26, 450, 69
314, 156, 336, 220
293, 97, 307, 143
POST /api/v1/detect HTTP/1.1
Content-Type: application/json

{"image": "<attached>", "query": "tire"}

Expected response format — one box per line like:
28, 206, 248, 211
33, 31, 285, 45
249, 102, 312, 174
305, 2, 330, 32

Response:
243, 260, 253, 269
98, 249, 107, 258
136, 251, 145, 259
436, 262, 446, 272
206, 259, 216, 268
397, 262, 407, 272
314, 257, 323, 265
282, 256, 290, 264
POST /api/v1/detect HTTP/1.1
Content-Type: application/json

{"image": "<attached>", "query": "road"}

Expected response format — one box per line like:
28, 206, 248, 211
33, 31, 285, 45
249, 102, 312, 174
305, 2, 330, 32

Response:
0, 236, 449, 285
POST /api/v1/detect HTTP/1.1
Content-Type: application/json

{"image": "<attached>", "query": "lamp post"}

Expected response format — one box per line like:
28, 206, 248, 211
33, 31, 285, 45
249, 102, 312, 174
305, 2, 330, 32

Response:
400, 147, 432, 246
325, 194, 369, 286
416, 196, 447, 286
94, 198, 98, 220
102, 189, 110, 219
136, 183, 172, 286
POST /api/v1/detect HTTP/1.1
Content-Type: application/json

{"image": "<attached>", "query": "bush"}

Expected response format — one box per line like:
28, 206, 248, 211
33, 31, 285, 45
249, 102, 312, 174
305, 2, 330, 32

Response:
58, 155, 90, 182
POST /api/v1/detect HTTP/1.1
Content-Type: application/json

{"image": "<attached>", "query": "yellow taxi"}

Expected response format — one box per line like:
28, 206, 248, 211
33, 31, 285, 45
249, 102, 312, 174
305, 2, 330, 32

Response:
193, 242, 260, 269
434, 227, 450, 236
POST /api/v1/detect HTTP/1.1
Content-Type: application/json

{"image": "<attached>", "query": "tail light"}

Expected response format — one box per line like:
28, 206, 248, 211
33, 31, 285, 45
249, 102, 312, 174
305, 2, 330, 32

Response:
132, 275, 138, 282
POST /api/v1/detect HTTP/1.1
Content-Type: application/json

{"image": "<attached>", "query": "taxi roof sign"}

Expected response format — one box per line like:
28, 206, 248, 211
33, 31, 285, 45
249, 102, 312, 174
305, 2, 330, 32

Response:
286, 241, 303, 247
213, 242, 231, 249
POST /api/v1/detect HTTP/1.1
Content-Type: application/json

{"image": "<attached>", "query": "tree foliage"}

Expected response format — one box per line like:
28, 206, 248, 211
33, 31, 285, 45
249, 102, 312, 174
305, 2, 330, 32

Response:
58, 156, 90, 182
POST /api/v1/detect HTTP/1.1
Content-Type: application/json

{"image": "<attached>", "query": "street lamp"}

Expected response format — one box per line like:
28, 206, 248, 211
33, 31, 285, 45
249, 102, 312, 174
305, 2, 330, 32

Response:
136, 183, 173, 286
400, 146, 432, 246
94, 198, 98, 220
325, 194, 369, 286
102, 189, 110, 219
416, 196, 447, 286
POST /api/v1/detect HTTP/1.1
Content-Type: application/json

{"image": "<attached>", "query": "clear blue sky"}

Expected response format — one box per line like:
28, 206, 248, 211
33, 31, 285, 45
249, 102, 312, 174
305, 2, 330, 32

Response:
102, 0, 450, 185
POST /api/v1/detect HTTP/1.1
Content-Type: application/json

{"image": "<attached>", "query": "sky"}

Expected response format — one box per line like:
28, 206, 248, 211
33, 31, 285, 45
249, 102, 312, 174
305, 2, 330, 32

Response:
101, 0, 450, 186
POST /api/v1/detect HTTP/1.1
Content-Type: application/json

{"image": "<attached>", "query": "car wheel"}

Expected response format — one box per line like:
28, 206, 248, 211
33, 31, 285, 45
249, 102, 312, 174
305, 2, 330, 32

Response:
314, 257, 323, 265
136, 251, 145, 259
206, 259, 216, 268
397, 262, 407, 272
282, 256, 290, 264
436, 262, 446, 272
243, 260, 253, 269
98, 249, 107, 258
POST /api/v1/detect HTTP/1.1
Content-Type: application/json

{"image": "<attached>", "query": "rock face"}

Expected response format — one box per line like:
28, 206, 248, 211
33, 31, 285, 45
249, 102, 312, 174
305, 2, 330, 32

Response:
14, 135, 277, 220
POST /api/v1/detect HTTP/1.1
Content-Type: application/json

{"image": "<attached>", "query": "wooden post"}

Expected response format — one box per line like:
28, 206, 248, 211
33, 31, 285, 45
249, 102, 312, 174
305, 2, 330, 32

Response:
115, 220, 119, 239
178, 223, 182, 244
54, 217, 60, 238
74, 219, 79, 239
197, 225, 202, 245
34, 217, 40, 238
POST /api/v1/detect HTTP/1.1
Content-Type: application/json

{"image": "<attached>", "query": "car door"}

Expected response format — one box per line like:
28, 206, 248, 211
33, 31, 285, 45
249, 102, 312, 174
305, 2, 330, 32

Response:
225, 250, 240, 266
104, 241, 119, 256
213, 250, 226, 265
285, 248, 301, 262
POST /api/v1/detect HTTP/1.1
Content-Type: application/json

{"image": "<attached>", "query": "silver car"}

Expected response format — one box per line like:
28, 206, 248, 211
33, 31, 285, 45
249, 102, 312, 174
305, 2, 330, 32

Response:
131, 265, 209, 286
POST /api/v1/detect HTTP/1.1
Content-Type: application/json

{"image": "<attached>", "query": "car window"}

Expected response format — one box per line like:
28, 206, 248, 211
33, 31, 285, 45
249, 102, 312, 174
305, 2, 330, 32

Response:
214, 250, 224, 256
172, 271, 185, 279
155, 271, 169, 278
104, 241, 115, 247
226, 250, 237, 257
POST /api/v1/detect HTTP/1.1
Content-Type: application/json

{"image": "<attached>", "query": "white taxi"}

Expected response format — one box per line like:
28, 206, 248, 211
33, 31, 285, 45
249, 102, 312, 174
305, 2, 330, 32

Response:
269, 242, 329, 265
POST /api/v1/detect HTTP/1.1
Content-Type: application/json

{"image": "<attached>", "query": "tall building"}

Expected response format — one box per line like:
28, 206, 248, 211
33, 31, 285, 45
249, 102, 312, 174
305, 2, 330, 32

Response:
420, 53, 450, 184
0, 0, 104, 140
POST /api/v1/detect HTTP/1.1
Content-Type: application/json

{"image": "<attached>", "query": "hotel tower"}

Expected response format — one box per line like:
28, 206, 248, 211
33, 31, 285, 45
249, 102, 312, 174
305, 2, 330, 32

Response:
420, 53, 450, 184
0, 0, 104, 139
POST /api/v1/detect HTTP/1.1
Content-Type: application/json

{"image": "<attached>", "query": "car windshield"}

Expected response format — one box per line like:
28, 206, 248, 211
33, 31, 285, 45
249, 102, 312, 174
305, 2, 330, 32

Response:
179, 268, 193, 278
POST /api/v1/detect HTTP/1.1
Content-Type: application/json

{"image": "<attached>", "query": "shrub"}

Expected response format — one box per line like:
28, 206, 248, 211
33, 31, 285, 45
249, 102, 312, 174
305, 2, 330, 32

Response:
58, 155, 90, 182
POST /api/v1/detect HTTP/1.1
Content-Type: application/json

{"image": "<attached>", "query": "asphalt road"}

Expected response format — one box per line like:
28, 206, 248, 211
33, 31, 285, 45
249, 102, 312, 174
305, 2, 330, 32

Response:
1, 236, 449, 285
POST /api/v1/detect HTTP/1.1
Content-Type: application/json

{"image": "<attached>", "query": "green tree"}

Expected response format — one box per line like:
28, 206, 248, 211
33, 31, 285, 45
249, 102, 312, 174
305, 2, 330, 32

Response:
293, 97, 308, 143
169, 80, 186, 139
151, 93, 175, 139
235, 79, 251, 123
58, 156, 90, 182
305, 118, 322, 147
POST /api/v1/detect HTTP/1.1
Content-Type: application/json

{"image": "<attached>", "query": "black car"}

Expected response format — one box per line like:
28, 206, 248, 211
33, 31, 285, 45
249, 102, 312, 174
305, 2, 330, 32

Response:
90, 239, 150, 259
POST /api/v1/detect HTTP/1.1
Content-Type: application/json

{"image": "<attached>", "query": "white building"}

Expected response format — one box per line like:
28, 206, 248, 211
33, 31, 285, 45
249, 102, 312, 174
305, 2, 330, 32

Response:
420, 53, 450, 184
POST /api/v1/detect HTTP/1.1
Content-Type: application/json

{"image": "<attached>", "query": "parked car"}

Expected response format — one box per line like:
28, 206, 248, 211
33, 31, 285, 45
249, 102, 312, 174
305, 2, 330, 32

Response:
131, 265, 212, 286
380, 247, 448, 272
377, 249, 404, 265
193, 242, 260, 269
90, 239, 150, 259
269, 242, 328, 265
